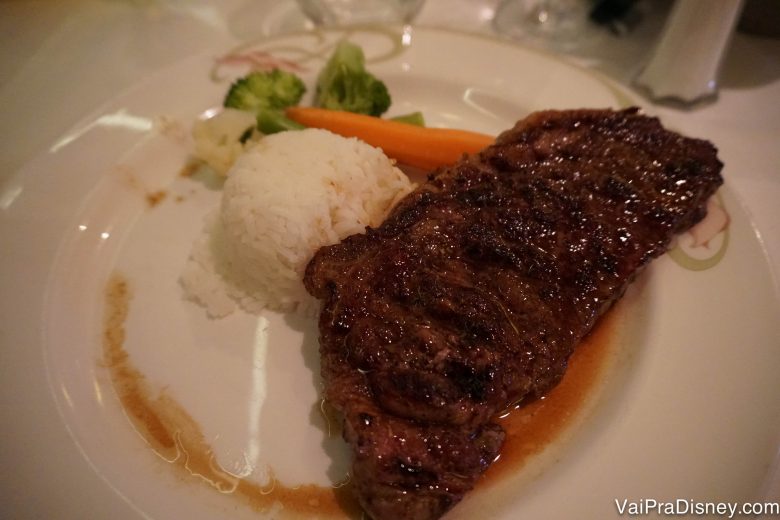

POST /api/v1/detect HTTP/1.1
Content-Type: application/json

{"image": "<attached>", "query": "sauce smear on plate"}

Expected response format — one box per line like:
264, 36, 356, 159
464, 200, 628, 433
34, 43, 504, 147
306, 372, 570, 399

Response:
103, 272, 619, 517
482, 306, 620, 487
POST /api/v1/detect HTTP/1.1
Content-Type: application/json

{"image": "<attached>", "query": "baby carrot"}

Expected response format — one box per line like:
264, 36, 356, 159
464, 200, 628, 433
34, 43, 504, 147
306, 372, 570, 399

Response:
285, 106, 494, 171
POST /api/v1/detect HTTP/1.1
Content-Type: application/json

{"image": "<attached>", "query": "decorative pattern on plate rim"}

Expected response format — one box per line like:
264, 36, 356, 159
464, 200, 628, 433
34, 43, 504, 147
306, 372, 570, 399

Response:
210, 26, 408, 82
668, 193, 730, 271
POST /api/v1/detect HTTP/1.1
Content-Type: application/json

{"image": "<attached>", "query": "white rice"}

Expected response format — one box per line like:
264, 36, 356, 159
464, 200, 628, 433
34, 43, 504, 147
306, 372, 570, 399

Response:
181, 128, 414, 317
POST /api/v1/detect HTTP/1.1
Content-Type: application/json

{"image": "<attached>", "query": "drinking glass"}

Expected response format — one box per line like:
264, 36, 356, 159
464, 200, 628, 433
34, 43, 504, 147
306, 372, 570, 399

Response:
295, 0, 425, 26
493, 0, 591, 50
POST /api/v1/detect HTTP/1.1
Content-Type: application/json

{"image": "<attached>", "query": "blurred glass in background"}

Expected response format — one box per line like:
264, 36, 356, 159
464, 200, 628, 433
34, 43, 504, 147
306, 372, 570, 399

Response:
295, 0, 425, 26
493, 0, 596, 50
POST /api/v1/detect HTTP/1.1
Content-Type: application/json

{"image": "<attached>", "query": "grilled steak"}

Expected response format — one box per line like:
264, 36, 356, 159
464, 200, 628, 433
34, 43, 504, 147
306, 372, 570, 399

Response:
304, 108, 723, 520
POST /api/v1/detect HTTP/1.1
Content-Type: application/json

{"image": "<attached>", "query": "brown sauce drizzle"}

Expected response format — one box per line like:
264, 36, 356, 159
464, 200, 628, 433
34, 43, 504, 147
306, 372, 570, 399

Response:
103, 273, 619, 518
178, 160, 201, 178
481, 306, 620, 487
145, 190, 167, 208
103, 273, 361, 518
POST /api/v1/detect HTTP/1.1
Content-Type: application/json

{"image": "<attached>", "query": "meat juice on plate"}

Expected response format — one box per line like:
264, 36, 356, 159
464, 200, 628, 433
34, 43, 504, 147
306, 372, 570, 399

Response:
103, 271, 625, 518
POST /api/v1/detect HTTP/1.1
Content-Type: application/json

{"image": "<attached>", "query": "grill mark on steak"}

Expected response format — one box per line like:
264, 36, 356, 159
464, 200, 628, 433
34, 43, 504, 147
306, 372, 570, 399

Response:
304, 108, 723, 520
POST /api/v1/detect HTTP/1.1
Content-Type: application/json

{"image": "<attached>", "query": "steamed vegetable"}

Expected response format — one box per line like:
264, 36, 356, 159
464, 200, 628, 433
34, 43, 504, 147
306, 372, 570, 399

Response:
256, 109, 305, 134
224, 69, 306, 113
223, 69, 306, 135
389, 111, 425, 127
286, 107, 494, 170
192, 108, 260, 176
314, 41, 391, 117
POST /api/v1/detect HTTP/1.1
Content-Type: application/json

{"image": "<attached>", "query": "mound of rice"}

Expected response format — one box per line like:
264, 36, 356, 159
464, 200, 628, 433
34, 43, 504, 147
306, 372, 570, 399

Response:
181, 128, 414, 317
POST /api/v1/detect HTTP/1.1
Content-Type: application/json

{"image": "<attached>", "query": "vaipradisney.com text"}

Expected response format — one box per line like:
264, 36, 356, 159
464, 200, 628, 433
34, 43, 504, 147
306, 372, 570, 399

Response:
615, 498, 779, 518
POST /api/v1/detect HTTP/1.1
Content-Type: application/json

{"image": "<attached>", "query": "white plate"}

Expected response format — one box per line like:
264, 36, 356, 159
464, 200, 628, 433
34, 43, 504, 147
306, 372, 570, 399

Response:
2, 27, 779, 519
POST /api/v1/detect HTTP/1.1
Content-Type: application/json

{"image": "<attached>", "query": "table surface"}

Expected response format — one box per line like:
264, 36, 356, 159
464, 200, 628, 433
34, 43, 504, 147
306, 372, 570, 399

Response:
1, 1, 778, 518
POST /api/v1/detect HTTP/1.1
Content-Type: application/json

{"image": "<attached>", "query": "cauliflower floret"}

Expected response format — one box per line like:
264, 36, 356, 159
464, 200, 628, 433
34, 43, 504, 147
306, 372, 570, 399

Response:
191, 108, 260, 176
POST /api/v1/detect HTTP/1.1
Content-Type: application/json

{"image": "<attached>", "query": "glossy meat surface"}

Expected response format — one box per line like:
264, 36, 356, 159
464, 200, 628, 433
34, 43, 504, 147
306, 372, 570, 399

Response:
304, 108, 723, 520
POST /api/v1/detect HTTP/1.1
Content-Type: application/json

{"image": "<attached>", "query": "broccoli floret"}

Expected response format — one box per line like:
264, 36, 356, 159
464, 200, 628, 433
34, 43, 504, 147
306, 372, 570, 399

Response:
256, 110, 305, 134
223, 69, 306, 113
314, 41, 391, 117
